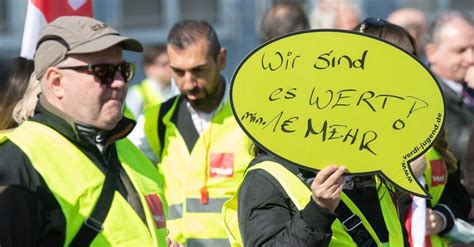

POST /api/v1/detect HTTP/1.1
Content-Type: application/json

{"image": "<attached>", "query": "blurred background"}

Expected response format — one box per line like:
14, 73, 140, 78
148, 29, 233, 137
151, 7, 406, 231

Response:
0, 0, 473, 82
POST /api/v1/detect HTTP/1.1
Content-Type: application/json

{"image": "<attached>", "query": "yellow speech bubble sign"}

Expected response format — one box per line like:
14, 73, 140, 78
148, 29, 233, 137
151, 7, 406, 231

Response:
231, 30, 445, 198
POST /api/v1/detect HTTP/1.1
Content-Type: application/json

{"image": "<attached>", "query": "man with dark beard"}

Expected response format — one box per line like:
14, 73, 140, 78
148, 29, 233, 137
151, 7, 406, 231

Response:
129, 20, 252, 246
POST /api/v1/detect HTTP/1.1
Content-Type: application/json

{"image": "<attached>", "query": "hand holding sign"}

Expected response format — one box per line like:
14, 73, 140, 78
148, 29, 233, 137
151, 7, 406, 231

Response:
231, 30, 445, 197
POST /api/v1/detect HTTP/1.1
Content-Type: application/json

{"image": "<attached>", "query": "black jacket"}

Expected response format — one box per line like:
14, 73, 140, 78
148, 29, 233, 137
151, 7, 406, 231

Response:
238, 154, 409, 247
398, 165, 471, 235
0, 100, 145, 247
438, 79, 474, 172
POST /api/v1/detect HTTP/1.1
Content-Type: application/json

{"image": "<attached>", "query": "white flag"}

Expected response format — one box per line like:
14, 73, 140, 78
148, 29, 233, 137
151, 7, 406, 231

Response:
21, 0, 93, 59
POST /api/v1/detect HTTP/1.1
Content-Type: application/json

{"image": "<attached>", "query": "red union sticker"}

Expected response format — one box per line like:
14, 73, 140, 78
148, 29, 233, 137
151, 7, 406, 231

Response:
210, 153, 234, 177
430, 159, 447, 186
145, 194, 166, 229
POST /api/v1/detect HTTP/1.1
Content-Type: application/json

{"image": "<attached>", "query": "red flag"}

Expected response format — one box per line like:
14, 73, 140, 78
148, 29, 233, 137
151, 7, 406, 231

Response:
21, 0, 93, 59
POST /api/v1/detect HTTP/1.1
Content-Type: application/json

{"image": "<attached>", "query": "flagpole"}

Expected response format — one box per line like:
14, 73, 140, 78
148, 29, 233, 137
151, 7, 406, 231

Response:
20, 0, 47, 59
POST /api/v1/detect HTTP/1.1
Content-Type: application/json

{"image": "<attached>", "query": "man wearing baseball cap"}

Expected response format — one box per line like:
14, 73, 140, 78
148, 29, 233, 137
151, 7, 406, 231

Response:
0, 16, 169, 246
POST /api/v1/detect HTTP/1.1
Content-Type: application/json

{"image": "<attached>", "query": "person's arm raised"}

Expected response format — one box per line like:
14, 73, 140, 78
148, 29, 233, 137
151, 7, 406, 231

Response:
311, 165, 347, 213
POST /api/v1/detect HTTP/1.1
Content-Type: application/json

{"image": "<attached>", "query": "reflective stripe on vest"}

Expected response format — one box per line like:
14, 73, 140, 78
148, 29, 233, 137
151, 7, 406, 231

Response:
187, 238, 231, 247
168, 204, 183, 220
7, 121, 167, 246
167, 198, 229, 220
186, 198, 229, 213
424, 148, 449, 247
144, 96, 252, 244
222, 161, 404, 247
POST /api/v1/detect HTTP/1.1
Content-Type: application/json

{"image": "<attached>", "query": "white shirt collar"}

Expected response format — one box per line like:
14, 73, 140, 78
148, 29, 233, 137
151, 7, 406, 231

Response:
440, 77, 463, 96
186, 78, 229, 134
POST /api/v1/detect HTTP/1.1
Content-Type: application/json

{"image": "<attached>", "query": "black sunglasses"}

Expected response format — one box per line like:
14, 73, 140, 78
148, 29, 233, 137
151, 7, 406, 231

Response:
359, 17, 390, 33
58, 61, 136, 85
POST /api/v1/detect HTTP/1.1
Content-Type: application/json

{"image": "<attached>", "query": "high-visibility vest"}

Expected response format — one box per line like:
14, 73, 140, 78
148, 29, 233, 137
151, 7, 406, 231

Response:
123, 105, 135, 120
4, 121, 168, 246
424, 148, 449, 247
0, 129, 13, 141
144, 96, 252, 246
222, 161, 405, 247
130, 78, 165, 110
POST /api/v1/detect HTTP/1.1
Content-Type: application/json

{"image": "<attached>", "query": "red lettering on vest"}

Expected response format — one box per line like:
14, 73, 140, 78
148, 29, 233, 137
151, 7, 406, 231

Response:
145, 194, 166, 229
430, 159, 447, 186
210, 153, 234, 177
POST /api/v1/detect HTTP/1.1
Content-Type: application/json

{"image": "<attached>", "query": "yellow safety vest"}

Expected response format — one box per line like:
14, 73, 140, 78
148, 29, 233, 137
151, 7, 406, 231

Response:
423, 148, 449, 247
126, 79, 166, 119
144, 96, 252, 246
131, 78, 165, 110
0, 129, 13, 141
4, 121, 168, 246
223, 161, 404, 247
123, 105, 135, 120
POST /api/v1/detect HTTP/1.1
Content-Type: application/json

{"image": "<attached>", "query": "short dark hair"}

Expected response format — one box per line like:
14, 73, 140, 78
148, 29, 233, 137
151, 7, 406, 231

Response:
167, 20, 221, 59
354, 18, 418, 56
142, 44, 167, 66
428, 11, 471, 44
260, 1, 310, 42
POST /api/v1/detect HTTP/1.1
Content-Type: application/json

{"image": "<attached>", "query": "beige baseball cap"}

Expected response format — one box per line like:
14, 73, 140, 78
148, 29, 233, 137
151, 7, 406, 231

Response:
34, 16, 143, 80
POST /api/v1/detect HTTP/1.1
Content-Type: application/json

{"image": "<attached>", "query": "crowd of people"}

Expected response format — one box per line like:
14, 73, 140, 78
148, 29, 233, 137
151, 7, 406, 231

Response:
0, 1, 474, 247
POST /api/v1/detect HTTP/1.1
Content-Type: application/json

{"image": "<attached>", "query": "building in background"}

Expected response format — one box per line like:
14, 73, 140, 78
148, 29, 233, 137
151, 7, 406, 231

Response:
0, 0, 473, 81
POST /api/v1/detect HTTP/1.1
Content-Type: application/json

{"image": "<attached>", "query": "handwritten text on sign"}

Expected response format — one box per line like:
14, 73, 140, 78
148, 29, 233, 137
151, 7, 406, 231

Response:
230, 31, 445, 197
